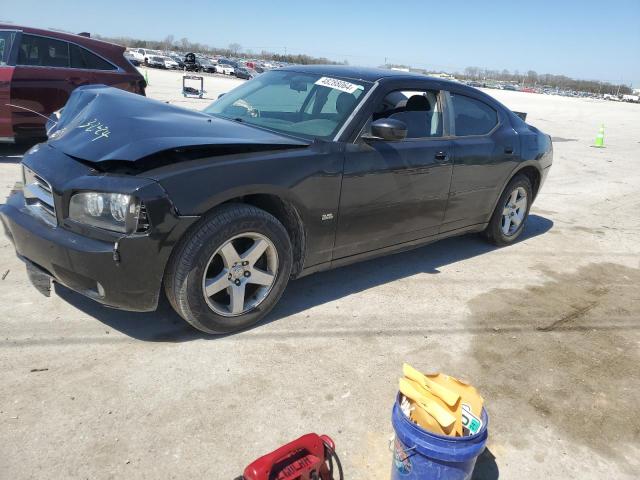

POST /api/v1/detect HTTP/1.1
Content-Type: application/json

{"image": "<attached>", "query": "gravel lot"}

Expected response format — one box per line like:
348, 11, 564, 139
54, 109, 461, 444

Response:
1, 68, 639, 479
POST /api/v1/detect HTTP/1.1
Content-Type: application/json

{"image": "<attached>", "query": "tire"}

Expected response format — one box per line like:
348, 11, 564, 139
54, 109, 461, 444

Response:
164, 203, 293, 334
483, 174, 533, 246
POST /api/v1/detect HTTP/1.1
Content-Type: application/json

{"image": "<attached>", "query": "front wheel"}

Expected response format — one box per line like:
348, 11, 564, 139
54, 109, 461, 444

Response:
483, 174, 533, 246
164, 204, 293, 334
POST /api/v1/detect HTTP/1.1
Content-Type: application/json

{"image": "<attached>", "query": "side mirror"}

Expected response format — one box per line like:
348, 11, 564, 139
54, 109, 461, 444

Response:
366, 118, 407, 141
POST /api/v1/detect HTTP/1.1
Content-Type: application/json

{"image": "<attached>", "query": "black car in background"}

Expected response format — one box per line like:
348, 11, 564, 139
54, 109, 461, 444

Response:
169, 55, 185, 70
198, 57, 217, 73
234, 67, 255, 80
0, 66, 552, 334
217, 57, 239, 69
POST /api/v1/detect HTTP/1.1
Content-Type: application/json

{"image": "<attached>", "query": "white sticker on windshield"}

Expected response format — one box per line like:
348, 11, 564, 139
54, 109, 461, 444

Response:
315, 77, 363, 94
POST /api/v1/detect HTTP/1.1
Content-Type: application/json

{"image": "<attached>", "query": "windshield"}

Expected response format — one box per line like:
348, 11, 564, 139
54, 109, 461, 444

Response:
203, 70, 371, 140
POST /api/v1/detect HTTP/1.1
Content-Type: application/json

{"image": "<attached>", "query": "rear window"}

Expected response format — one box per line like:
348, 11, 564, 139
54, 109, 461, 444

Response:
450, 93, 498, 136
70, 44, 116, 70
17, 34, 69, 67
0, 30, 16, 65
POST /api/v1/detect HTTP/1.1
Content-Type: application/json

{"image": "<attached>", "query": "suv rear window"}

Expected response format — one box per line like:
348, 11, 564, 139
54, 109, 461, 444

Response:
70, 44, 116, 70
17, 34, 69, 67
0, 30, 16, 66
450, 93, 498, 136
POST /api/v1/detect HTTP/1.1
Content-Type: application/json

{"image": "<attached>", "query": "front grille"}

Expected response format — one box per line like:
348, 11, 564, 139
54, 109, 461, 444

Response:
23, 166, 57, 226
136, 202, 150, 232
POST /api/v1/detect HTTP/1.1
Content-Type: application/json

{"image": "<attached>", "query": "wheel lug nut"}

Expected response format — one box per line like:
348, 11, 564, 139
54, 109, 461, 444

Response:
244, 271, 251, 277
235, 280, 241, 286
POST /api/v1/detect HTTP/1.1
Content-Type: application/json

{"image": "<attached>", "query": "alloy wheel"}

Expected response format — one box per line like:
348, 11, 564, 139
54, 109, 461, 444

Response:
201, 233, 278, 316
501, 186, 527, 236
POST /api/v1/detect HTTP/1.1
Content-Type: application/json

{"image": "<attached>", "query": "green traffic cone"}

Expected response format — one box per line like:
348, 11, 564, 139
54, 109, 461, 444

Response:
594, 124, 605, 148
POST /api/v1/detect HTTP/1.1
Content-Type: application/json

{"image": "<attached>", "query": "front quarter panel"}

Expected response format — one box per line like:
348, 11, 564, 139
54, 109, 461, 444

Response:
146, 141, 344, 268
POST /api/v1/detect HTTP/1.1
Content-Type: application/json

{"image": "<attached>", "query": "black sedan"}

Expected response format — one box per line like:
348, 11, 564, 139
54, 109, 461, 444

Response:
198, 57, 217, 73
169, 55, 185, 70
235, 67, 257, 80
0, 66, 552, 334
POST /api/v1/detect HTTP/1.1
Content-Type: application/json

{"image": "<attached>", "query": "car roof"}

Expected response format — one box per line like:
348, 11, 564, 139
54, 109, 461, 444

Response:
0, 23, 123, 51
278, 64, 457, 85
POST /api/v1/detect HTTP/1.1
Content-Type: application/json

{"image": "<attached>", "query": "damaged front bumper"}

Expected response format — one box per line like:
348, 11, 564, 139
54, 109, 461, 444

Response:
0, 189, 197, 312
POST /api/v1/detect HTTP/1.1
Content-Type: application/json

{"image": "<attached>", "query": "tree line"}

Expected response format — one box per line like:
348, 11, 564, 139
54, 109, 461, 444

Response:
458, 66, 632, 95
386, 63, 632, 95
94, 33, 631, 94
95, 34, 344, 66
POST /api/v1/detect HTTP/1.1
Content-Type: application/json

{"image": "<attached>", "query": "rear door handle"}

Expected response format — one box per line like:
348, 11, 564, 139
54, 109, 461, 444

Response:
434, 151, 449, 162
504, 146, 514, 154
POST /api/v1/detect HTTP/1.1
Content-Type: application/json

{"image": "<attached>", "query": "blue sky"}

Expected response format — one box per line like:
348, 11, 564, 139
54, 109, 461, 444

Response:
3, 0, 639, 86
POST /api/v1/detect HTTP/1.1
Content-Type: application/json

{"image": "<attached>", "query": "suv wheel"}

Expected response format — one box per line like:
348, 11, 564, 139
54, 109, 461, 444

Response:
483, 174, 533, 246
164, 204, 293, 334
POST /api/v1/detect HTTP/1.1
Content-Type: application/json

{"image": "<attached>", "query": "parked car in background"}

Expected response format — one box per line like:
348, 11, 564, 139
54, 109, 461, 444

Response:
161, 56, 179, 69
217, 57, 239, 68
198, 57, 217, 73
168, 55, 185, 69
124, 51, 140, 66
215, 63, 235, 75
0, 24, 145, 143
128, 48, 160, 65
126, 48, 144, 63
146, 55, 167, 68
0, 66, 552, 334
234, 66, 255, 80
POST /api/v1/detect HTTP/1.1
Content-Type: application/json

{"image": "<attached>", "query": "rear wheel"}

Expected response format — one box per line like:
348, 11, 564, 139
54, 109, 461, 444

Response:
483, 174, 533, 246
164, 204, 292, 334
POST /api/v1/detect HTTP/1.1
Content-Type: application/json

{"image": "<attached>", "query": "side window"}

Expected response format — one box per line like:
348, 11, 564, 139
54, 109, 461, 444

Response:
17, 34, 69, 67
70, 44, 116, 70
450, 93, 497, 136
369, 90, 443, 139
1, 31, 17, 66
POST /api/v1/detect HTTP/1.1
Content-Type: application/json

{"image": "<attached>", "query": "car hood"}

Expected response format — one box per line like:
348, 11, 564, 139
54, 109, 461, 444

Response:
46, 85, 309, 163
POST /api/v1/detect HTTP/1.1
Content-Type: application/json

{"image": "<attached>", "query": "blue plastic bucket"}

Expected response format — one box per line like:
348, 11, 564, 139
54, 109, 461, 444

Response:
391, 394, 488, 479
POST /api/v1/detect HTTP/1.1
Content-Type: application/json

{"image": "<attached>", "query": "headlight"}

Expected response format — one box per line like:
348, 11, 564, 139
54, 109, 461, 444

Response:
69, 192, 145, 233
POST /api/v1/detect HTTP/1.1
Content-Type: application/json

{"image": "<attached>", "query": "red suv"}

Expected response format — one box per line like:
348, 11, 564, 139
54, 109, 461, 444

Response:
0, 24, 146, 143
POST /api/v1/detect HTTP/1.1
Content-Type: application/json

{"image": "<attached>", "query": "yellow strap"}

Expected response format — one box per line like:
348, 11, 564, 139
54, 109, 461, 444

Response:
399, 378, 456, 428
403, 363, 460, 407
